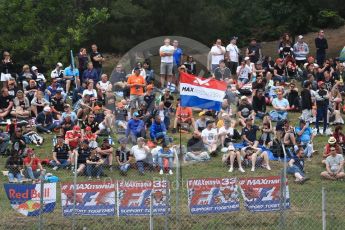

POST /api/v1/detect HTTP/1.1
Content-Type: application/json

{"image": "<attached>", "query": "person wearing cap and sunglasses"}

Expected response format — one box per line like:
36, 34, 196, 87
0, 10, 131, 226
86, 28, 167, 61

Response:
321, 145, 345, 180
50, 135, 72, 171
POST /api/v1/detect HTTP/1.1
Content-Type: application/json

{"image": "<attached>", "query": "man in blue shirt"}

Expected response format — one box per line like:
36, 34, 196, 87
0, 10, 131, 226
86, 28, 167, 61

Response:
295, 119, 316, 159
82, 62, 98, 83
64, 65, 80, 95
150, 115, 167, 142
173, 40, 183, 84
126, 112, 145, 144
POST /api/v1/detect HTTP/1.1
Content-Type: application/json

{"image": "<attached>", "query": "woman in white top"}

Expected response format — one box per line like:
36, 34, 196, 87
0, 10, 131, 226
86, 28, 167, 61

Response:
96, 74, 112, 98
82, 80, 97, 97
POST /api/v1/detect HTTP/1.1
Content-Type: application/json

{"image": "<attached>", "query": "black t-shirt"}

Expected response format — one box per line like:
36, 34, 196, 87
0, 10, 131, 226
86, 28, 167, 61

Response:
324, 78, 334, 91
6, 156, 23, 174
114, 108, 128, 121
78, 147, 91, 164
105, 96, 116, 111
214, 67, 231, 80
8, 87, 18, 97
116, 147, 131, 163
241, 125, 259, 142
187, 137, 205, 152
247, 45, 260, 63
238, 104, 253, 118
252, 95, 266, 113
12, 136, 26, 153
0, 95, 13, 109
90, 52, 103, 69
293, 156, 305, 172
161, 95, 174, 108
81, 120, 99, 133
144, 94, 155, 110
274, 65, 285, 76
87, 153, 101, 163
51, 97, 65, 112
53, 143, 70, 160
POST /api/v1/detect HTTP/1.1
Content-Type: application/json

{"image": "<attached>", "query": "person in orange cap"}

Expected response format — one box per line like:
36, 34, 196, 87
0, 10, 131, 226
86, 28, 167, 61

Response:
144, 84, 155, 111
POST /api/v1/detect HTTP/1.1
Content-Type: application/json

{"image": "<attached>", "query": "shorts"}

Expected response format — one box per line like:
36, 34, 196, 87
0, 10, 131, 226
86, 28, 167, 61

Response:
1, 73, 12, 81
130, 95, 143, 109
160, 62, 173, 75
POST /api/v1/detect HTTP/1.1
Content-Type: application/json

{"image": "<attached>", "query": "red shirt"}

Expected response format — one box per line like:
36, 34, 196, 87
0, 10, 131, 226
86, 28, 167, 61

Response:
65, 130, 82, 148
24, 157, 40, 171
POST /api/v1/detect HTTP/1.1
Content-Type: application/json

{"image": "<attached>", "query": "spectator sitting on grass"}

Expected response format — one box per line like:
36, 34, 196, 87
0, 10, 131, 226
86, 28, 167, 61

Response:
185, 130, 210, 162
241, 146, 271, 172
150, 115, 167, 143
130, 137, 151, 175
195, 111, 209, 132
322, 137, 342, 164
320, 146, 345, 180
287, 147, 310, 184
86, 148, 103, 180
35, 106, 56, 134
96, 138, 114, 171
5, 151, 23, 183
126, 112, 145, 144
270, 89, 289, 121
158, 141, 174, 175
23, 148, 44, 182
72, 140, 91, 175
116, 137, 132, 175
295, 119, 316, 160
201, 120, 218, 155
65, 125, 82, 150
50, 135, 72, 171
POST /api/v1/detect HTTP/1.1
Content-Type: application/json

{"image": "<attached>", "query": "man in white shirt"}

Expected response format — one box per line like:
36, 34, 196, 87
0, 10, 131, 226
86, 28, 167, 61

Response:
226, 36, 240, 75
130, 137, 151, 175
210, 39, 225, 73
159, 38, 174, 88
321, 146, 345, 180
236, 58, 252, 84
201, 120, 218, 154
51, 62, 64, 81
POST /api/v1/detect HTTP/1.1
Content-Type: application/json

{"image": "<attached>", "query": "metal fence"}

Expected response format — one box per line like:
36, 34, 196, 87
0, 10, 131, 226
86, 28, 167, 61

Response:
1, 163, 344, 230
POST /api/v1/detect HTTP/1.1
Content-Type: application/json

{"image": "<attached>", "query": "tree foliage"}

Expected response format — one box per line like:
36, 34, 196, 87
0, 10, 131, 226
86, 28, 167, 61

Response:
0, 0, 344, 70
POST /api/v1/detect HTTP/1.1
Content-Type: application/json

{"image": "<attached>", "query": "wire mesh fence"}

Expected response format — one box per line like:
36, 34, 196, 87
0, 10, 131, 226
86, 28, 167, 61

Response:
0, 159, 344, 230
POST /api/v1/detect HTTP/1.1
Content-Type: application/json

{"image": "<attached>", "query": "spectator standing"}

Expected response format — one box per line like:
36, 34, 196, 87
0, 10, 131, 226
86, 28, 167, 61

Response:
293, 35, 309, 66
77, 48, 88, 77
315, 81, 329, 135
159, 38, 174, 88
90, 44, 105, 78
315, 30, 328, 66
1, 51, 15, 87
210, 39, 226, 73
173, 40, 183, 85
246, 38, 261, 64
127, 67, 145, 115
226, 36, 240, 75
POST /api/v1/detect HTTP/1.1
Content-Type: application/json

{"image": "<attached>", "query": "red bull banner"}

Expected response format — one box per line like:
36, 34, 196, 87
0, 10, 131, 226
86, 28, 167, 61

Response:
187, 178, 240, 214
239, 176, 290, 212
117, 179, 170, 216
4, 183, 56, 216
61, 181, 115, 216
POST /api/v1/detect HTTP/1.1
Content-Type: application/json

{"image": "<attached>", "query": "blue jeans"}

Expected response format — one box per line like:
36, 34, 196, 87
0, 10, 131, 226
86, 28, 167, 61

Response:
36, 123, 57, 133
316, 107, 327, 133
24, 167, 41, 180
136, 160, 145, 174
269, 110, 288, 121
287, 165, 305, 177
238, 78, 249, 84
158, 153, 174, 170
50, 159, 70, 169
86, 164, 103, 177
119, 163, 130, 173
8, 172, 22, 182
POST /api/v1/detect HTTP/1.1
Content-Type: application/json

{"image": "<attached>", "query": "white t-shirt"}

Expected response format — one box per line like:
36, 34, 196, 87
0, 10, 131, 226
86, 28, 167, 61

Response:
236, 65, 252, 79
82, 89, 97, 97
201, 128, 218, 144
226, 43, 239, 62
210, 45, 225, 65
218, 126, 235, 136
131, 145, 148, 161
98, 81, 111, 91
159, 45, 174, 63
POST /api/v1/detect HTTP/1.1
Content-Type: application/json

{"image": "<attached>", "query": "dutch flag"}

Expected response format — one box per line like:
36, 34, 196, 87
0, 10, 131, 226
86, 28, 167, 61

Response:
180, 72, 227, 111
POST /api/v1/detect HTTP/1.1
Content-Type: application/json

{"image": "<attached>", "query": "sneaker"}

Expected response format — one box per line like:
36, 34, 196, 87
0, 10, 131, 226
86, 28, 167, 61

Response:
266, 165, 271, 171
52, 166, 58, 171
46, 130, 52, 134
88, 176, 92, 180
96, 176, 100, 180
251, 167, 255, 172
228, 167, 234, 172
169, 170, 173, 175
159, 169, 164, 175
239, 167, 245, 173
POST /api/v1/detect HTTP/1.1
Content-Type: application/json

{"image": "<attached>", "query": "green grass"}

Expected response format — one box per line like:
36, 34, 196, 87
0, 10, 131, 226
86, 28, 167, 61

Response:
0, 110, 344, 230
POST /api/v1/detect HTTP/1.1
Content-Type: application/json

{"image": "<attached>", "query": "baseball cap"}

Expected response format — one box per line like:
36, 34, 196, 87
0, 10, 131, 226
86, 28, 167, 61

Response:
133, 112, 139, 117
73, 126, 81, 131
298, 35, 303, 39
57, 62, 63, 67
85, 126, 91, 131
199, 111, 206, 117
231, 36, 238, 40
133, 67, 140, 71
244, 57, 250, 61
31, 66, 38, 71
43, 106, 51, 112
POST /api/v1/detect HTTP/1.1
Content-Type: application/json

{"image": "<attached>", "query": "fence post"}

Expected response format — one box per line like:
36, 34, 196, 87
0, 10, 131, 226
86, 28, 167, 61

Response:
175, 144, 180, 230
72, 152, 78, 230
164, 175, 169, 230
279, 143, 288, 230
322, 187, 326, 230
150, 190, 153, 230
38, 170, 46, 230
